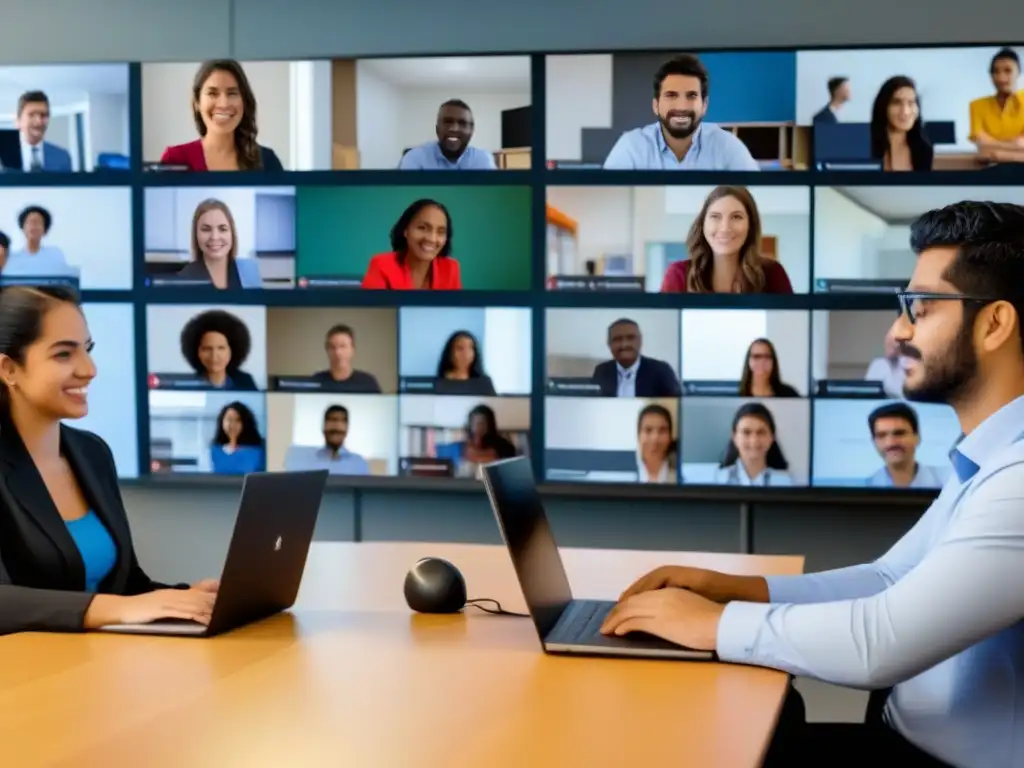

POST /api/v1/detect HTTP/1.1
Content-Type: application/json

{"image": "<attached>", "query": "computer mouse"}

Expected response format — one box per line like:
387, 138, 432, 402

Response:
404, 557, 468, 614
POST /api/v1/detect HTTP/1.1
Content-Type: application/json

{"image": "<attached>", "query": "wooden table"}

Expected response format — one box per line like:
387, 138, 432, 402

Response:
0, 542, 803, 768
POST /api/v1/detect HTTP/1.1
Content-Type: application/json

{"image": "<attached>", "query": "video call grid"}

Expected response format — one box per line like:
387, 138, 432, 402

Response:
0, 45, 1014, 495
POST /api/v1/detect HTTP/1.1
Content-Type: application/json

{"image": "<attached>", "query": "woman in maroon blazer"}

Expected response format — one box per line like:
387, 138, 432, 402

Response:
661, 185, 794, 294
160, 59, 284, 172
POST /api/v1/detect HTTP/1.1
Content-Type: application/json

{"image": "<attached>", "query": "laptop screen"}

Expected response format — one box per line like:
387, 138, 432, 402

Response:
482, 457, 572, 639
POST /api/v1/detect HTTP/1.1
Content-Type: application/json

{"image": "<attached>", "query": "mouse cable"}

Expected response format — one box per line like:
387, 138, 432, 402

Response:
465, 598, 530, 618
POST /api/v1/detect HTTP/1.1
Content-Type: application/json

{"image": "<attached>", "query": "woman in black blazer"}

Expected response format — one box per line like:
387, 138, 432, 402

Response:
0, 285, 218, 635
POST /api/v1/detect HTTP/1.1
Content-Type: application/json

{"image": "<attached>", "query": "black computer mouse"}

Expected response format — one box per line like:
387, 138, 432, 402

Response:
404, 557, 468, 614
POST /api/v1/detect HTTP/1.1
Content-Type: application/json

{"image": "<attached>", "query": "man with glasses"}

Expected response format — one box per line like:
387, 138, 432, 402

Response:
598, 201, 1024, 767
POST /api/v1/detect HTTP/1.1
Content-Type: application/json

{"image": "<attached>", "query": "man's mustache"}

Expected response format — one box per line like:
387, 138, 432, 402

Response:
899, 342, 922, 360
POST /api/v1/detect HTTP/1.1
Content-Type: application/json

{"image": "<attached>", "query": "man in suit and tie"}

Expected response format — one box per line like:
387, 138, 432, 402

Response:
14, 91, 73, 172
591, 318, 681, 397
812, 77, 850, 125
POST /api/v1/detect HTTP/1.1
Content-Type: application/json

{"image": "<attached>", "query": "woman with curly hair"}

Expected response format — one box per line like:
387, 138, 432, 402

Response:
178, 309, 258, 391
159, 59, 284, 172
660, 186, 794, 294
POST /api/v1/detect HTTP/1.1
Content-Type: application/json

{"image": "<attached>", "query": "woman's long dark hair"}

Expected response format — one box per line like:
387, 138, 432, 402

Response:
738, 338, 784, 396
436, 330, 484, 379
637, 403, 678, 460
870, 76, 931, 169
0, 285, 80, 417
719, 402, 789, 470
211, 401, 264, 447
192, 60, 263, 171
465, 404, 516, 458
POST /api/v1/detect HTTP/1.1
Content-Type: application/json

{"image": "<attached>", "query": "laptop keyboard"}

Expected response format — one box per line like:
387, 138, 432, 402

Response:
551, 599, 615, 644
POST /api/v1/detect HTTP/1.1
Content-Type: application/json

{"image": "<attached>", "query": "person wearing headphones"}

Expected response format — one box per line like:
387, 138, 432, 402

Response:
0, 285, 219, 635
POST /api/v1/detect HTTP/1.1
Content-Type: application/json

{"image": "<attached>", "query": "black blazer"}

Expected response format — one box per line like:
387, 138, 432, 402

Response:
591, 356, 682, 397
0, 421, 175, 635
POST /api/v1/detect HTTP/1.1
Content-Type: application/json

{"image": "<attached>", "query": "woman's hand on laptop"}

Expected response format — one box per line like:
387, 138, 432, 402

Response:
84, 589, 217, 628
599, 588, 725, 651
618, 566, 769, 604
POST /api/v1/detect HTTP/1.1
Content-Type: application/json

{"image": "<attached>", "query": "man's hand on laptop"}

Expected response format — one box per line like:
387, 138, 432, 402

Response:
618, 566, 769, 604
83, 588, 217, 628
192, 578, 220, 594
599, 587, 725, 651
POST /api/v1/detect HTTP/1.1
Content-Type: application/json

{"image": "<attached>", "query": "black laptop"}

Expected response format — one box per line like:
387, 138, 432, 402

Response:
0, 129, 23, 171
100, 470, 328, 637
481, 457, 714, 660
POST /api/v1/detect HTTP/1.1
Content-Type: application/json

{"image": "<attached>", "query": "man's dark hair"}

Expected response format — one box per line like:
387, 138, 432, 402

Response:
868, 402, 919, 436
18, 205, 52, 233
17, 90, 48, 116
0, 231, 8, 250
326, 324, 354, 344
909, 201, 1024, 344
653, 55, 709, 100
991, 47, 1020, 73
324, 405, 349, 420
607, 317, 639, 336
439, 98, 471, 113
827, 77, 848, 97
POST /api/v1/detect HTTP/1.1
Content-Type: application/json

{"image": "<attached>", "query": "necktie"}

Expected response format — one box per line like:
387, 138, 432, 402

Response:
30, 146, 42, 172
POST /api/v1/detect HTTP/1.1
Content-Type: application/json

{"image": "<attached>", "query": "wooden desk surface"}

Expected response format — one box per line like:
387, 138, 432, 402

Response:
0, 542, 803, 768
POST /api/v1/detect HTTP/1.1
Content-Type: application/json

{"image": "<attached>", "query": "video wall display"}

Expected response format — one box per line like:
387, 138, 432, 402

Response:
10, 48, 1008, 495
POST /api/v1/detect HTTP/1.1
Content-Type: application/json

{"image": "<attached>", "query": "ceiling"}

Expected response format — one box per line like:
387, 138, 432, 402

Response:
837, 186, 1024, 222
0, 65, 128, 111
359, 56, 531, 91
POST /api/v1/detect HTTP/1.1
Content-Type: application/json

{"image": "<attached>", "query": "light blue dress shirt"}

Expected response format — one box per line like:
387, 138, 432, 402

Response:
714, 463, 794, 487
4, 246, 78, 279
716, 394, 1024, 767
398, 142, 496, 170
615, 360, 638, 398
66, 511, 117, 592
866, 463, 948, 489
602, 122, 761, 171
284, 445, 370, 475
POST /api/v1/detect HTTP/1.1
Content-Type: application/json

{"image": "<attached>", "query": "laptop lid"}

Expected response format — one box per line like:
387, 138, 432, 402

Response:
0, 130, 22, 170
813, 122, 872, 163
206, 469, 328, 634
481, 457, 572, 641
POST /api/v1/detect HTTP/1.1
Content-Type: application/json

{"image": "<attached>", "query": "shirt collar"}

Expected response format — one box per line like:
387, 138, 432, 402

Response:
431, 141, 468, 167
318, 445, 350, 460
653, 121, 703, 156
616, 358, 640, 378
948, 394, 1024, 482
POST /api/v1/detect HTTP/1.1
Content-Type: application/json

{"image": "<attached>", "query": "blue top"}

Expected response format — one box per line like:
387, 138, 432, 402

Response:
717, 394, 1024, 767
210, 444, 265, 475
602, 122, 761, 171
283, 445, 370, 475
66, 511, 117, 592
398, 142, 496, 170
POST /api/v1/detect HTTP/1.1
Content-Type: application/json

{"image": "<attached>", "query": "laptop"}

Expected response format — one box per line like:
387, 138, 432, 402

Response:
481, 457, 714, 660
0, 129, 23, 171
101, 470, 329, 637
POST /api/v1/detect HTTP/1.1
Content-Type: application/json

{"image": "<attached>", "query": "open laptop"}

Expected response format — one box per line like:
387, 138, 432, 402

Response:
481, 457, 714, 660
0, 129, 23, 171
101, 470, 328, 637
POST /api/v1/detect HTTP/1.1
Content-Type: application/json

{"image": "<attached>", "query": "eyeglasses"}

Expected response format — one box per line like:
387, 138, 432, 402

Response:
896, 290, 1001, 324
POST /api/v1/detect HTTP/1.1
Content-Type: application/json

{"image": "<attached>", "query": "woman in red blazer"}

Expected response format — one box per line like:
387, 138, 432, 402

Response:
661, 185, 794, 294
362, 199, 462, 290
159, 60, 283, 172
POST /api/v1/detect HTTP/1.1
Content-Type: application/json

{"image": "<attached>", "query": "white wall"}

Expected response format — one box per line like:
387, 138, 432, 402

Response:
86, 93, 129, 162
545, 397, 676, 451
290, 61, 332, 171
399, 395, 530, 430
680, 310, 809, 393
547, 186, 633, 272
795, 46, 1013, 148
545, 55, 613, 161
146, 304, 268, 388
813, 188, 887, 282
481, 308, 533, 395
817, 310, 897, 379
75, 303, 138, 478
0, 187, 132, 289
354, 66, 529, 168
546, 308, 680, 373
144, 186, 294, 260
141, 61, 314, 169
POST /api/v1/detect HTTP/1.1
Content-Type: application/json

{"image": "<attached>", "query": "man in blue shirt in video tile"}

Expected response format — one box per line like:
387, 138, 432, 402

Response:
399, 99, 496, 170
865, 402, 948, 489
603, 54, 760, 171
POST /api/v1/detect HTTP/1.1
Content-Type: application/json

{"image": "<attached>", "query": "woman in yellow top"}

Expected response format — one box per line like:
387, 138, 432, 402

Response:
969, 48, 1024, 163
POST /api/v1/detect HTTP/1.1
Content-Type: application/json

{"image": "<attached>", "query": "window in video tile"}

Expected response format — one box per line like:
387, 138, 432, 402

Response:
546, 185, 809, 293
545, 309, 681, 397
144, 186, 295, 289
398, 307, 531, 396
812, 399, 959, 489
266, 392, 398, 476
680, 398, 810, 486
545, 51, 804, 171
0, 188, 132, 290
147, 304, 267, 392
680, 309, 808, 397
398, 395, 530, 480
545, 397, 680, 484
